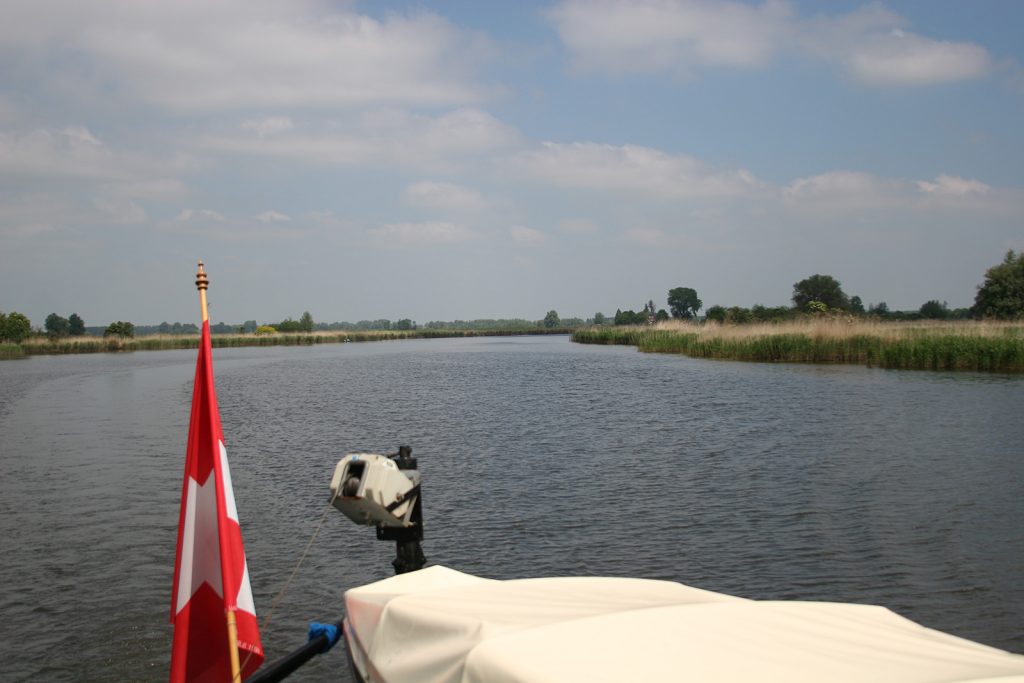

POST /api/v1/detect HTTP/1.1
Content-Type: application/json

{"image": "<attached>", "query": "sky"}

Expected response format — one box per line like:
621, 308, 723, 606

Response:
1, 0, 1022, 327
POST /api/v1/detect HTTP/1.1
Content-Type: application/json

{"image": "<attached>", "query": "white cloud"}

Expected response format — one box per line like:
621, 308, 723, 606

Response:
513, 141, 764, 199
93, 197, 148, 224
784, 171, 1015, 215
0, 96, 19, 126
0, 190, 154, 238
0, 124, 183, 237
783, 170, 908, 210
559, 218, 597, 234
916, 174, 991, 197
549, 0, 993, 86
176, 208, 226, 223
367, 221, 475, 246
0, 193, 71, 238
548, 0, 792, 74
0, 126, 195, 208
914, 175, 1019, 214
305, 209, 338, 222
0, 1, 491, 112
798, 5, 992, 85
241, 117, 293, 137
0, 126, 127, 180
624, 227, 670, 246
510, 225, 546, 246
105, 178, 189, 201
840, 30, 991, 86
203, 108, 519, 170
403, 181, 489, 211
255, 210, 292, 223
1, 222, 54, 238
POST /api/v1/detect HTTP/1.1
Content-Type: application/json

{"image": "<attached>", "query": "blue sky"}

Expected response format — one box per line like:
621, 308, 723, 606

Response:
1, 0, 1022, 326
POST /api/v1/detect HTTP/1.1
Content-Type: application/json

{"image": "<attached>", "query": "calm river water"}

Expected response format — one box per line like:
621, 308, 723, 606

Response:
0, 335, 1021, 681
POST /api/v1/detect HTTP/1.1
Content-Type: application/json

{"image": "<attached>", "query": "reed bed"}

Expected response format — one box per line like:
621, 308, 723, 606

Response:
8, 327, 573, 358
0, 343, 25, 359
572, 319, 1024, 373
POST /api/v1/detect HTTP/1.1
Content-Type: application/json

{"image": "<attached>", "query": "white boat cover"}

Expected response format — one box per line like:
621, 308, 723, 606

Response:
343, 565, 1024, 683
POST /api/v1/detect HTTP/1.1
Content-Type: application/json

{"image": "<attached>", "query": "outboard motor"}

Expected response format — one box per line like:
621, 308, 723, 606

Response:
330, 446, 425, 574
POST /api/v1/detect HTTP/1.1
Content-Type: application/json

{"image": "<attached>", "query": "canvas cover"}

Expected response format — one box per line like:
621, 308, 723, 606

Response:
343, 565, 1024, 683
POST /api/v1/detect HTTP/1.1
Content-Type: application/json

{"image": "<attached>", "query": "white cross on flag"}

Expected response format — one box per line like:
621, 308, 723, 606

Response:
171, 320, 263, 682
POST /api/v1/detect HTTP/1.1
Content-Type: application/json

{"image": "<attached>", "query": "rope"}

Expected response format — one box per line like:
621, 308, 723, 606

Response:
238, 492, 339, 677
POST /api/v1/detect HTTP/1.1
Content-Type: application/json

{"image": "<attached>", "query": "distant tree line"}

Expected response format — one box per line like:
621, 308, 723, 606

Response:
701, 273, 975, 323
1, 311, 139, 342
6, 252, 1019, 345
589, 252, 1024, 327
241, 312, 585, 333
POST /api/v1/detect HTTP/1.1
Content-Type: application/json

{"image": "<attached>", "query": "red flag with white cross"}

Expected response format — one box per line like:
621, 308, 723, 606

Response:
170, 265, 263, 682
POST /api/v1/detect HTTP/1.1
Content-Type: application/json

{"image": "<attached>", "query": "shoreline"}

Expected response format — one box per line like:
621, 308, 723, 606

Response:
1, 328, 573, 359
572, 320, 1024, 373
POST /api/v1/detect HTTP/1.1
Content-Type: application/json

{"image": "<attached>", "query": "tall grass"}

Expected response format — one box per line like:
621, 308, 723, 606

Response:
572, 319, 1024, 373
0, 343, 25, 359
6, 327, 574, 359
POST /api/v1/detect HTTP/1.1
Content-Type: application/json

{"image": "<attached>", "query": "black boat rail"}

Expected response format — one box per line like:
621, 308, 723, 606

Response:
245, 619, 343, 683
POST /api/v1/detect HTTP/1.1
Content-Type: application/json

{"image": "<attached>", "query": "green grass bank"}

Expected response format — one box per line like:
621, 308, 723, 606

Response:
6, 328, 573, 358
572, 320, 1024, 373
0, 343, 25, 359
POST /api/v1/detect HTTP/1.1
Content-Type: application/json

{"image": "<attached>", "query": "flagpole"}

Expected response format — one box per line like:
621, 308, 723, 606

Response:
227, 610, 242, 682
196, 261, 243, 683
196, 260, 210, 324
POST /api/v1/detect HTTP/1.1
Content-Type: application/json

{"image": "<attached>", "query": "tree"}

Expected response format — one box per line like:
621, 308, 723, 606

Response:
543, 310, 560, 328
848, 296, 865, 314
973, 250, 1024, 319
726, 306, 754, 323
242, 320, 257, 334
593, 312, 606, 325
299, 311, 314, 332
396, 318, 415, 330
919, 300, 950, 320
68, 313, 85, 336
104, 321, 135, 338
751, 304, 794, 322
868, 302, 890, 318
45, 313, 70, 340
656, 309, 669, 321
667, 287, 702, 319
704, 305, 727, 323
1, 311, 32, 343
792, 274, 849, 311
276, 317, 301, 332
613, 309, 645, 325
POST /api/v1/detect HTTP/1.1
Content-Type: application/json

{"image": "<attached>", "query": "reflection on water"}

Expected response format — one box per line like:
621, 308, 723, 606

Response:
1, 336, 1021, 681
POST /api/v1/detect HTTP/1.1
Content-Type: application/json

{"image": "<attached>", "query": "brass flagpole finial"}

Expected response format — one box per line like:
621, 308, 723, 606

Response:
196, 261, 210, 323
